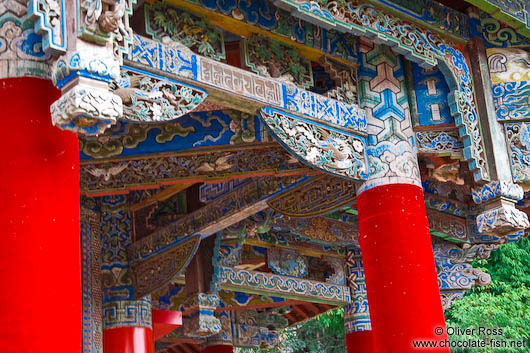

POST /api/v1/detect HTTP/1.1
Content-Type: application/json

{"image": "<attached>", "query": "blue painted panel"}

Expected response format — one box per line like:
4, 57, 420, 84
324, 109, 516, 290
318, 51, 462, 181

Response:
79, 111, 264, 160
411, 62, 454, 126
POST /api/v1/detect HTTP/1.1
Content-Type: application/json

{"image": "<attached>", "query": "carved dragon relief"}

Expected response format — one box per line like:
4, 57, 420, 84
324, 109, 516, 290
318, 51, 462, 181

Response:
111, 68, 208, 123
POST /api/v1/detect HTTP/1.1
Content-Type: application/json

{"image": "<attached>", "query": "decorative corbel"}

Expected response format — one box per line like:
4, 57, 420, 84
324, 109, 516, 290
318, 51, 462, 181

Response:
472, 181, 529, 237
50, 49, 123, 135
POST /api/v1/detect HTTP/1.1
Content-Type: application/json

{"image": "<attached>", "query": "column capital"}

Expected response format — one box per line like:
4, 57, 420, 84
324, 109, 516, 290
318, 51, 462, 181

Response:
182, 293, 222, 337
102, 297, 152, 330
472, 181, 529, 236
51, 78, 122, 135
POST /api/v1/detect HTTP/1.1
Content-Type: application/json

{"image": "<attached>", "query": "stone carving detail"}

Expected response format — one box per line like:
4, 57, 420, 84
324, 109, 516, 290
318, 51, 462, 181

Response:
244, 35, 313, 89
433, 238, 494, 310
78, 110, 259, 160
492, 80, 530, 121
219, 244, 242, 267
220, 267, 351, 304
50, 82, 123, 136
249, 231, 346, 257
112, 67, 208, 122
145, 2, 225, 61
27, 0, 66, 55
440, 292, 465, 311
199, 54, 283, 108
268, 247, 307, 278
433, 240, 498, 265
260, 107, 368, 180
232, 308, 287, 348
178, 0, 358, 62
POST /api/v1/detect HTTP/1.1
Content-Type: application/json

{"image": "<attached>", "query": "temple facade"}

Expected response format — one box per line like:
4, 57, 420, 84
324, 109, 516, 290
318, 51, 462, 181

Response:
2, 0, 530, 352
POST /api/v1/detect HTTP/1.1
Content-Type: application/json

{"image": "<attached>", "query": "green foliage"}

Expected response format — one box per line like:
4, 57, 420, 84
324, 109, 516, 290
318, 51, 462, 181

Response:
240, 238, 530, 353
236, 307, 346, 353
445, 237, 530, 352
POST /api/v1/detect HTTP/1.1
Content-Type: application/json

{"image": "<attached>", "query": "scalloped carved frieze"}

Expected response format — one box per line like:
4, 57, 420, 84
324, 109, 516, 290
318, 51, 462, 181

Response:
416, 130, 463, 157
260, 107, 368, 180
219, 266, 351, 304
113, 66, 208, 123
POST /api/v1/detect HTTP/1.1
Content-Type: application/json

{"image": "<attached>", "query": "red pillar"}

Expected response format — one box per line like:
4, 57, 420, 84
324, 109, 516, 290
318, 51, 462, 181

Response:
201, 345, 234, 353
346, 331, 375, 353
357, 184, 449, 353
103, 327, 154, 353
0, 78, 81, 353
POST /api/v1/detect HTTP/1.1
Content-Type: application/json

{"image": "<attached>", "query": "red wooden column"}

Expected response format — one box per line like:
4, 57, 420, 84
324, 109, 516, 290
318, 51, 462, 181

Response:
201, 345, 234, 353
103, 327, 154, 353
102, 298, 154, 353
357, 184, 449, 353
0, 78, 81, 353
346, 331, 375, 353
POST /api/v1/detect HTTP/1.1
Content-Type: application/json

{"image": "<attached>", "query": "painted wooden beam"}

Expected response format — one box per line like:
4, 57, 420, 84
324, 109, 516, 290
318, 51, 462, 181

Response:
128, 175, 312, 298
80, 143, 317, 195
219, 267, 351, 305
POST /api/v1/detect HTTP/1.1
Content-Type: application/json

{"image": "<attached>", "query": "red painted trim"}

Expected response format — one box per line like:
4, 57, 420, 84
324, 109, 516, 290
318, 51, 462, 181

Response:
152, 310, 182, 340
346, 331, 375, 353
104, 327, 154, 353
200, 345, 234, 353
357, 184, 449, 353
0, 78, 81, 353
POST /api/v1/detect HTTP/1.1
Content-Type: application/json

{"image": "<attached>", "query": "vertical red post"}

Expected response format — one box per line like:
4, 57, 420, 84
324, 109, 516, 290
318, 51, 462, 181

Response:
201, 345, 234, 353
357, 184, 449, 353
346, 331, 375, 353
103, 327, 154, 353
0, 78, 81, 353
